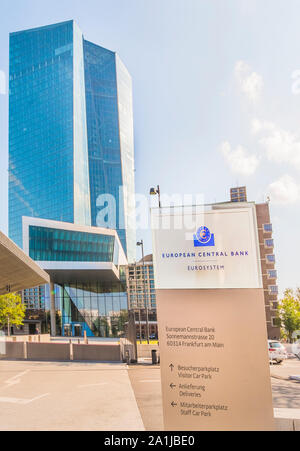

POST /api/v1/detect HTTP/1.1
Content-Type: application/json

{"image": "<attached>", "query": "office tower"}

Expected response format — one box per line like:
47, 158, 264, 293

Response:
9, 20, 136, 262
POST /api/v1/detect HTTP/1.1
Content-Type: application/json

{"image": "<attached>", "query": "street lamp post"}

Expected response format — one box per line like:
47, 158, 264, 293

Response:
150, 185, 161, 208
136, 240, 150, 344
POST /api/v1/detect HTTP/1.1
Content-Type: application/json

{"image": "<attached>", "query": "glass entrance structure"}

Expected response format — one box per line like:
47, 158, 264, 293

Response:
56, 281, 128, 337
22, 217, 128, 337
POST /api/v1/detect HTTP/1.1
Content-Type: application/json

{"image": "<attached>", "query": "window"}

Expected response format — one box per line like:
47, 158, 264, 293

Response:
269, 340, 281, 347
266, 254, 275, 263
270, 302, 278, 311
268, 285, 278, 295
265, 239, 274, 248
271, 318, 280, 328
268, 270, 277, 279
263, 223, 273, 233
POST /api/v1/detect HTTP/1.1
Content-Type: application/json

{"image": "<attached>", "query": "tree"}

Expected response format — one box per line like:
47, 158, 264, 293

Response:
277, 289, 300, 343
0, 293, 26, 336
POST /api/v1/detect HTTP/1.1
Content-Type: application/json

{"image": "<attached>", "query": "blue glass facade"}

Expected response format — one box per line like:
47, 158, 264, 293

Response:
9, 21, 91, 248
9, 20, 136, 262
29, 226, 115, 262
84, 41, 136, 262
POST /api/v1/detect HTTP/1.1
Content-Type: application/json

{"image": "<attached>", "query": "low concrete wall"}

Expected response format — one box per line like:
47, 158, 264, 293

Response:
73, 344, 121, 362
27, 343, 70, 361
137, 344, 159, 358
0, 341, 121, 362
1, 342, 25, 359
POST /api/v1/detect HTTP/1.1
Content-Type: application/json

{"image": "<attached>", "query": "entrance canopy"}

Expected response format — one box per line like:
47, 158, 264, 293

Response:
0, 231, 50, 295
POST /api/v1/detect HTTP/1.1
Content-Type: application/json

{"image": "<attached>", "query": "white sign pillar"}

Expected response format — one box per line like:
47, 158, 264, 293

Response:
151, 205, 274, 431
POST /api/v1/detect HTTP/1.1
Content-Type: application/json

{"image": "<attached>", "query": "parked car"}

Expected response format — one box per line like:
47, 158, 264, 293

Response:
268, 340, 287, 364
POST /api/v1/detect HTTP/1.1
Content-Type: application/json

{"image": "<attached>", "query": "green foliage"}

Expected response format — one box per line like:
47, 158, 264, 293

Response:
0, 292, 26, 332
277, 289, 300, 342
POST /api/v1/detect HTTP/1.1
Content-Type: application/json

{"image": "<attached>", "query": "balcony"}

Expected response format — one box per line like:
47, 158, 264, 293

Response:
264, 239, 274, 249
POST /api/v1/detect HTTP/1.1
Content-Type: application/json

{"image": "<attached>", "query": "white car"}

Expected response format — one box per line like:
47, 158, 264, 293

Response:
268, 340, 287, 364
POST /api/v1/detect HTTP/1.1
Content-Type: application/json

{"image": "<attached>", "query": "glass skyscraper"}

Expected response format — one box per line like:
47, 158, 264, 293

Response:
9, 20, 136, 262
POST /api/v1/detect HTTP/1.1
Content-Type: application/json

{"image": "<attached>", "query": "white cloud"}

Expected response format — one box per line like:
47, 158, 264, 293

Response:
220, 141, 260, 176
267, 175, 300, 204
234, 60, 263, 102
252, 119, 300, 170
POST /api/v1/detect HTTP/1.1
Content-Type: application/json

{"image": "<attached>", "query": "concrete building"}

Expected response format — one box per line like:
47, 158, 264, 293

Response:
126, 255, 158, 339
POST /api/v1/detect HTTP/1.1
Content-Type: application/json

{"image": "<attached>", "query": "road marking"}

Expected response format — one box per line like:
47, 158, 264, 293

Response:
0, 393, 49, 405
1, 370, 30, 390
138, 380, 160, 383
78, 383, 109, 388
27, 393, 50, 404
4, 370, 29, 386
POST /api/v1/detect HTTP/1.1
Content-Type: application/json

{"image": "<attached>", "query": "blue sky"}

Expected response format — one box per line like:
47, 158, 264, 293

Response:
0, 0, 300, 295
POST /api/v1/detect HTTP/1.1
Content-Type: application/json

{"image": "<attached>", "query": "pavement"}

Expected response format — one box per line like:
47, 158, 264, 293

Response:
0, 360, 144, 431
0, 358, 299, 431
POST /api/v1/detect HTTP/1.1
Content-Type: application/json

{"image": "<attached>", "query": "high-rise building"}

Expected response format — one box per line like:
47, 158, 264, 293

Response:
9, 20, 136, 262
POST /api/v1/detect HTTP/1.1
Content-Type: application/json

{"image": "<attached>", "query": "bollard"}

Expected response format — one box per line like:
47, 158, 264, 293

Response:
152, 349, 157, 365
23, 341, 28, 360
69, 340, 73, 361
125, 349, 130, 365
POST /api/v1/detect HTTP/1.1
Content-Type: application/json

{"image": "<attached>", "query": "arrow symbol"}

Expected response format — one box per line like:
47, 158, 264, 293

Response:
170, 383, 176, 389
171, 401, 177, 408
169, 364, 174, 372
